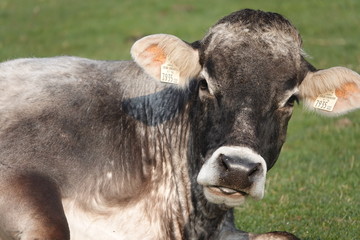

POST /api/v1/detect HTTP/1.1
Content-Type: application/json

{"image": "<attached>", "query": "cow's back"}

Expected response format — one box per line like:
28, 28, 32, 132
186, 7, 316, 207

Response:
0, 57, 123, 129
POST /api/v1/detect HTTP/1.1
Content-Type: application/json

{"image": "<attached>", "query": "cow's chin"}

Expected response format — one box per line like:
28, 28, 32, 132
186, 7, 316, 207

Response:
203, 186, 248, 207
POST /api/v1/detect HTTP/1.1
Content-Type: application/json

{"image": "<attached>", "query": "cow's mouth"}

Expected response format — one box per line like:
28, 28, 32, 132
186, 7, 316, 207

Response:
201, 182, 266, 207
203, 185, 250, 207
202, 186, 249, 207
207, 186, 248, 197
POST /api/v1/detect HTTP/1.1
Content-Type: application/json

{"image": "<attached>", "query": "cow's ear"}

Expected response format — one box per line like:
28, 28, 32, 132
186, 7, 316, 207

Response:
131, 34, 201, 86
299, 67, 360, 116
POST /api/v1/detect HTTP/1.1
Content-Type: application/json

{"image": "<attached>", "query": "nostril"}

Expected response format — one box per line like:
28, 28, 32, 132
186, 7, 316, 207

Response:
248, 163, 262, 177
219, 154, 231, 171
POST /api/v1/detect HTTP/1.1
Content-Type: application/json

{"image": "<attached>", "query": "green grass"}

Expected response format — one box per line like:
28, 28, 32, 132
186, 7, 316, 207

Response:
1, 0, 359, 239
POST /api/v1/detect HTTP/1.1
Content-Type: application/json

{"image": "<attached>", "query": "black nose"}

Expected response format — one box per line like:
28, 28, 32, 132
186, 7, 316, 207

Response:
218, 154, 262, 190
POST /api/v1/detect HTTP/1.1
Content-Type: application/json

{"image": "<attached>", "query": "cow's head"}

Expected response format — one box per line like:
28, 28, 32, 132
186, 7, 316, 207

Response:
131, 9, 360, 207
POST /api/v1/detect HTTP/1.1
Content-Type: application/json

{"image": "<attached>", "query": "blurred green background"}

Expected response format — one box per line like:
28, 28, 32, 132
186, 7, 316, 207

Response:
1, 0, 359, 239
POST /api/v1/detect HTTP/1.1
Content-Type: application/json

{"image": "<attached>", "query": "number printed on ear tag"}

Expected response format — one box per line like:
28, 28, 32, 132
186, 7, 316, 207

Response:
313, 90, 338, 112
161, 61, 180, 84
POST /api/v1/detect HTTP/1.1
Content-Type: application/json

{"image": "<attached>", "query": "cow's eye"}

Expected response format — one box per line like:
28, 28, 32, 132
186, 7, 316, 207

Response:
198, 79, 214, 100
286, 94, 299, 107
199, 79, 209, 91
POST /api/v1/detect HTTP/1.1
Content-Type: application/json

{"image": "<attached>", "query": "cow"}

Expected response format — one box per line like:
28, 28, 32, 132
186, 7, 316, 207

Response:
0, 8, 359, 240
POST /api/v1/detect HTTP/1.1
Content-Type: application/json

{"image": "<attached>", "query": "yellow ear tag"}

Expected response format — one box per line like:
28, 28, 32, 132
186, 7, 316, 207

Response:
313, 90, 338, 111
160, 60, 180, 84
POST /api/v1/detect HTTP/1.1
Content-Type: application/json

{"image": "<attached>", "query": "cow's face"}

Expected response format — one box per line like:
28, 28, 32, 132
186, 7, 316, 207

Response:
131, 9, 360, 207
195, 10, 305, 206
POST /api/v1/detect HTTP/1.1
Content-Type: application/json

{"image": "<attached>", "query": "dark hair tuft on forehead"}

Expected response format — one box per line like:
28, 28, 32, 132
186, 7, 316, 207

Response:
217, 9, 292, 28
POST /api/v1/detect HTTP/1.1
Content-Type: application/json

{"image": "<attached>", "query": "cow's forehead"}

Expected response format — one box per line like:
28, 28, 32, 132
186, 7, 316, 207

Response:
201, 9, 303, 60
198, 10, 305, 99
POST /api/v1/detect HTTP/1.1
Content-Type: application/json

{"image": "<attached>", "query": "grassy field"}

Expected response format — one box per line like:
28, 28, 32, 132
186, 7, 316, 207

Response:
1, 0, 359, 239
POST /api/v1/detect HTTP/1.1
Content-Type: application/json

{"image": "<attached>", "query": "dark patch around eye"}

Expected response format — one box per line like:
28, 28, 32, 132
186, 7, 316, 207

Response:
284, 75, 298, 91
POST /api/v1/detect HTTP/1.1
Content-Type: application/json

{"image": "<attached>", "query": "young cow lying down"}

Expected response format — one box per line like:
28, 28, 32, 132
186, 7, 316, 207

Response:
0, 9, 359, 240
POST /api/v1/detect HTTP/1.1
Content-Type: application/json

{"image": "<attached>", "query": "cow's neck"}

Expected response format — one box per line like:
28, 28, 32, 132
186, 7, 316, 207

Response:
181, 118, 229, 239
111, 83, 229, 238
149, 87, 229, 238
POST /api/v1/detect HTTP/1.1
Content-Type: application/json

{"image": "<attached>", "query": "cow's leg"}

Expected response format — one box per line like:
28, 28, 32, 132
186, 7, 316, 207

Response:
0, 172, 69, 240
215, 211, 250, 240
248, 232, 300, 240
217, 211, 300, 240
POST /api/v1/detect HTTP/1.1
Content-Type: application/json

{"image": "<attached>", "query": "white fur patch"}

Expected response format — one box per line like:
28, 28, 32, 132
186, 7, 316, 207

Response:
106, 172, 113, 179
63, 199, 159, 240
62, 178, 186, 240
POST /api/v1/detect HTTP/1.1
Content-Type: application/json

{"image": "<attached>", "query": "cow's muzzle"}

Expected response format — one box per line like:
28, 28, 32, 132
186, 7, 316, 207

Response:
197, 146, 267, 207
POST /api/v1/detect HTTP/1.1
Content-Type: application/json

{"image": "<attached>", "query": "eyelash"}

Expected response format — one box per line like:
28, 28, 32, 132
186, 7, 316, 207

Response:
286, 95, 299, 107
